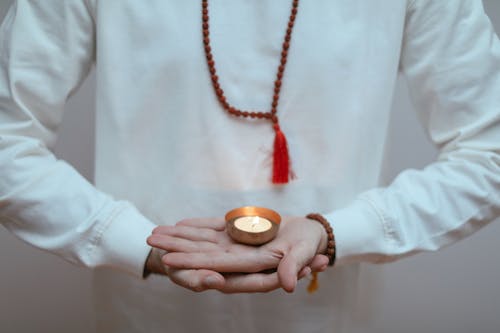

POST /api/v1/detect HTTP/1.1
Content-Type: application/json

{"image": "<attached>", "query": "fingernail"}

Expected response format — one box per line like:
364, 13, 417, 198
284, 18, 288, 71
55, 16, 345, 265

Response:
204, 276, 221, 288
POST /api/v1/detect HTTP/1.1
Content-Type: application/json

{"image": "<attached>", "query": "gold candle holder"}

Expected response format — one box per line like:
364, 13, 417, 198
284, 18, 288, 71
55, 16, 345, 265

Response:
225, 206, 281, 246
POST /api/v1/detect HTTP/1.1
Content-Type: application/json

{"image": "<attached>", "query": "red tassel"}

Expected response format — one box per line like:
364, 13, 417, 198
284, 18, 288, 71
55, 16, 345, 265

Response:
272, 124, 292, 184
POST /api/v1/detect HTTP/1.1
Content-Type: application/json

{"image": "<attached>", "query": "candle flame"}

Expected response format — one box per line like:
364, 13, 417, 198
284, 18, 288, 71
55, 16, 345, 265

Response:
251, 216, 260, 229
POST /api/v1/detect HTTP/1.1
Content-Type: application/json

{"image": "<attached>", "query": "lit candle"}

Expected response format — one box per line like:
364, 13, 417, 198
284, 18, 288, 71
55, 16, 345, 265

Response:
225, 206, 281, 245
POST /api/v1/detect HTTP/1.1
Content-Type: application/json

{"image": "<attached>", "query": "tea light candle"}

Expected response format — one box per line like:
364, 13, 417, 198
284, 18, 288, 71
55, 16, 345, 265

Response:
234, 216, 272, 233
225, 206, 281, 245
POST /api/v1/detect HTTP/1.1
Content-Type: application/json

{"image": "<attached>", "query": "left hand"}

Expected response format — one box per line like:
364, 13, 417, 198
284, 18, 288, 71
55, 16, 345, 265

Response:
147, 216, 329, 293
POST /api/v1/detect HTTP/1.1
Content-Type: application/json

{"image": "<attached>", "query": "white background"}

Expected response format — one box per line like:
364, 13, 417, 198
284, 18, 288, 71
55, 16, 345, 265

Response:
1, 1, 499, 332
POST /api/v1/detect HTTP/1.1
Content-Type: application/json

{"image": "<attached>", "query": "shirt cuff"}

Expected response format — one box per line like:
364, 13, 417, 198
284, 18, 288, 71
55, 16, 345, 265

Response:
88, 202, 157, 278
324, 198, 392, 266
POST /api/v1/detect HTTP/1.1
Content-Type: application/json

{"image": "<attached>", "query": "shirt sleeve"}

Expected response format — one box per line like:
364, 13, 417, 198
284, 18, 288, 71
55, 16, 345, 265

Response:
327, 0, 500, 265
0, 0, 156, 278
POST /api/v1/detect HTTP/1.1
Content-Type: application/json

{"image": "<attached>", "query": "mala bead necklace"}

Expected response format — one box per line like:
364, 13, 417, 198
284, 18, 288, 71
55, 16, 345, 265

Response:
202, 0, 300, 184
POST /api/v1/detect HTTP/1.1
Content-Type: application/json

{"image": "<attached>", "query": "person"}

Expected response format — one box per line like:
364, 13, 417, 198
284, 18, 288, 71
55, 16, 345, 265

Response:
0, 0, 499, 332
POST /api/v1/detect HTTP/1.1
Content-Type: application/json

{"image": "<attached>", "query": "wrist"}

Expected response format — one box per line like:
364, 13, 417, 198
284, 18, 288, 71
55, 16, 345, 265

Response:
312, 219, 328, 254
306, 213, 336, 266
143, 248, 167, 278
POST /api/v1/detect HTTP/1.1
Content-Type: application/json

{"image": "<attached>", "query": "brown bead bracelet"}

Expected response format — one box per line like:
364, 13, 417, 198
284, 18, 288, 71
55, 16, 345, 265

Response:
306, 213, 336, 266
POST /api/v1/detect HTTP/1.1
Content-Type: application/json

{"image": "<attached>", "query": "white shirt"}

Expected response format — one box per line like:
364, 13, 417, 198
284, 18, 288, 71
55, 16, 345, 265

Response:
1, 0, 499, 332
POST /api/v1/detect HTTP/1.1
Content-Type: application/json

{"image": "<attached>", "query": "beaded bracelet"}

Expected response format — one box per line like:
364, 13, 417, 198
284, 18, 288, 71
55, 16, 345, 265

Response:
306, 213, 336, 266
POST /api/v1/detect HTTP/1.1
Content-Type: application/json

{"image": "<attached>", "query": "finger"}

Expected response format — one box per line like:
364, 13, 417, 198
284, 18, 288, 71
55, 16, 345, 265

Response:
220, 272, 281, 294
166, 268, 225, 292
298, 266, 312, 279
258, 254, 326, 284
308, 254, 329, 272
147, 234, 218, 253
176, 218, 226, 231
296, 254, 328, 280
277, 242, 313, 293
163, 249, 277, 273
152, 225, 219, 243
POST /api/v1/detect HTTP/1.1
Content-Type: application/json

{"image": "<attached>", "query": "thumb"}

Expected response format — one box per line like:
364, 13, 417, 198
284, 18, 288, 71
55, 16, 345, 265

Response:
277, 242, 313, 293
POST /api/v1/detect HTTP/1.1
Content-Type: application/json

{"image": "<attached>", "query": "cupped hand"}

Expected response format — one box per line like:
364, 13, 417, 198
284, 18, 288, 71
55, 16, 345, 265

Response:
147, 216, 329, 293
